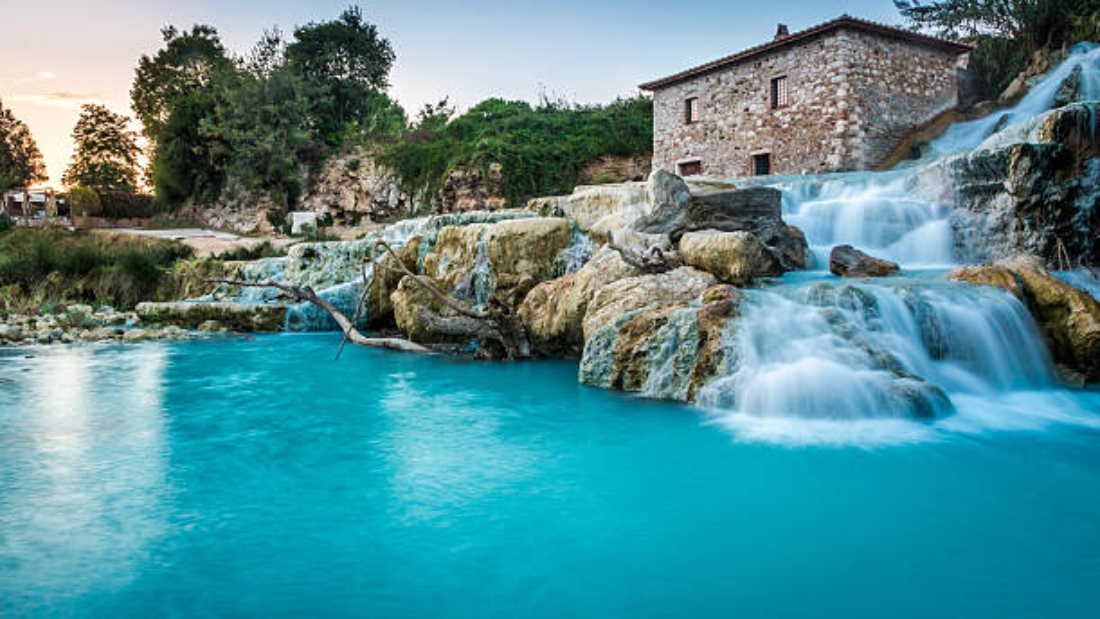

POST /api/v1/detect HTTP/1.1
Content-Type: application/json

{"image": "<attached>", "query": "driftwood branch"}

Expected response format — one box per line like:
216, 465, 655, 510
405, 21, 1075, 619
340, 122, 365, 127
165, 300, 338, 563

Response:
200, 235, 532, 360
204, 277, 431, 354
369, 239, 531, 360
370, 239, 489, 320
608, 242, 682, 274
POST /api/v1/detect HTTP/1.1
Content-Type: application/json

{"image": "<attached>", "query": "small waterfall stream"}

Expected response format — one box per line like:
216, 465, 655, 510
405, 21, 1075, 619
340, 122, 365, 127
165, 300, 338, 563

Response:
690, 43, 1100, 441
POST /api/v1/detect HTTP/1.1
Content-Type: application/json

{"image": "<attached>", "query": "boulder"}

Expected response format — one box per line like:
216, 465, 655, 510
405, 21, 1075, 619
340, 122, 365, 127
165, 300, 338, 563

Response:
390, 275, 464, 345
680, 230, 785, 285
530, 183, 649, 233
829, 245, 900, 277
369, 237, 422, 327
579, 283, 740, 402
941, 103, 1100, 266
518, 245, 636, 356
197, 320, 224, 333
422, 225, 487, 290
950, 259, 1100, 382
946, 264, 1018, 293
771, 225, 809, 272
583, 266, 717, 340
136, 301, 287, 332
1052, 64, 1082, 109
485, 217, 573, 307
610, 305, 688, 391
1013, 267, 1100, 382
633, 186, 782, 242
646, 169, 691, 214
123, 328, 152, 342
688, 285, 741, 401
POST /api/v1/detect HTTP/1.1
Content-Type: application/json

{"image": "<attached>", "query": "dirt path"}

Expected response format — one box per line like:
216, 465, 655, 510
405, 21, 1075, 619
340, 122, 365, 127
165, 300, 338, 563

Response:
111, 228, 293, 257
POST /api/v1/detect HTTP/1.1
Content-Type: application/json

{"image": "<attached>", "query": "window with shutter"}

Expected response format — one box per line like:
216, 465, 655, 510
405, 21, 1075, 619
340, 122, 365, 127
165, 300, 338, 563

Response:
770, 76, 789, 108
684, 97, 700, 124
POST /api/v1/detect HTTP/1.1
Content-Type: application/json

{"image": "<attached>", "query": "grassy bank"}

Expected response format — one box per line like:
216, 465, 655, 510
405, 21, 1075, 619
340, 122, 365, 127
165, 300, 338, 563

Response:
0, 228, 196, 313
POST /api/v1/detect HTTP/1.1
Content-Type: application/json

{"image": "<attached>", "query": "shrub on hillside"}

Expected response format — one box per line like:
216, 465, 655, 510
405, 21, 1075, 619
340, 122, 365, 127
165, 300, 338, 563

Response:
383, 95, 653, 208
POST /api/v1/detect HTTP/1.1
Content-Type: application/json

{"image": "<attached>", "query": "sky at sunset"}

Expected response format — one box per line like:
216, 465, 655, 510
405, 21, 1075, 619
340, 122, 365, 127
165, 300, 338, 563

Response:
1, 0, 901, 186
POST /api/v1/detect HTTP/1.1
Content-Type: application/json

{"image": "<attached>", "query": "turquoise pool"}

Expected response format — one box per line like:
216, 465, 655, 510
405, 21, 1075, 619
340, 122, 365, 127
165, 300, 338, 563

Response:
1, 335, 1099, 617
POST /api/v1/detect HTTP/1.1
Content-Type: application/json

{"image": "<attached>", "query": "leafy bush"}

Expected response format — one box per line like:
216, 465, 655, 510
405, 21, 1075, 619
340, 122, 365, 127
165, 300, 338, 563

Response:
68, 186, 102, 217
383, 95, 653, 207
214, 240, 288, 261
99, 190, 158, 219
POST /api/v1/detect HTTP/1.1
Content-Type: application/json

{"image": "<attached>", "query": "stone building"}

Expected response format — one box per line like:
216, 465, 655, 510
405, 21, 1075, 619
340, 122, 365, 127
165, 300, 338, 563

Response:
639, 16, 972, 178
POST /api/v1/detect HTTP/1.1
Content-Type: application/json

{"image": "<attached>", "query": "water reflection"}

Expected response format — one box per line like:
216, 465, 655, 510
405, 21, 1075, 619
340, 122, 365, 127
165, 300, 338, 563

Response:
0, 344, 171, 607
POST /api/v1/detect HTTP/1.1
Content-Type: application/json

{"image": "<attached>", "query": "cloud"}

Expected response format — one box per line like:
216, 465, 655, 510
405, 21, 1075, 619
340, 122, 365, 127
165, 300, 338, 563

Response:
8, 91, 104, 108
14, 71, 57, 85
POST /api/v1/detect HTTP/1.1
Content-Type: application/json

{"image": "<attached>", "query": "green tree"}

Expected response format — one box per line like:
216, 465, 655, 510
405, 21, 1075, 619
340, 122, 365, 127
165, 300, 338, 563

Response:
895, 0, 1093, 49
150, 84, 227, 206
0, 99, 47, 190
383, 95, 653, 207
216, 65, 316, 208
286, 6, 397, 143
63, 104, 141, 192
896, 0, 1099, 98
131, 25, 229, 142
67, 186, 102, 216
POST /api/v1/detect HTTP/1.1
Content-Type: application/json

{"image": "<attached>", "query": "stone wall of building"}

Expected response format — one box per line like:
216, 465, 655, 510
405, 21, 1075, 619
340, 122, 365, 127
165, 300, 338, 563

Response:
650, 27, 963, 178
843, 30, 961, 169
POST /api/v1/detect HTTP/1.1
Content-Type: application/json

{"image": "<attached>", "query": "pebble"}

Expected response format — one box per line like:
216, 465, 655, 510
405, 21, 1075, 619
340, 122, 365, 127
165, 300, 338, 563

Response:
0, 305, 205, 347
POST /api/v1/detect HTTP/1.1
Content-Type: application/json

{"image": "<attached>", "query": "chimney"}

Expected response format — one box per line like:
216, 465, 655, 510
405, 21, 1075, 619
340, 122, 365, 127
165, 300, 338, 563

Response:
775, 24, 790, 41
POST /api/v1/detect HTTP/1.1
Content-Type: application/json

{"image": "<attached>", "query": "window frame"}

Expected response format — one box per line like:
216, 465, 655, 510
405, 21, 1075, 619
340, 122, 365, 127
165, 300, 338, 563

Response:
678, 160, 703, 177
770, 75, 789, 109
684, 97, 700, 125
752, 153, 772, 176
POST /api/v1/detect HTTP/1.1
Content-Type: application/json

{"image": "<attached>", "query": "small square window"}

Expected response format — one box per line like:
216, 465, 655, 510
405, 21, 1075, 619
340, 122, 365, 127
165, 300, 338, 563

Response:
679, 160, 703, 176
684, 97, 700, 124
753, 153, 772, 176
770, 76, 789, 108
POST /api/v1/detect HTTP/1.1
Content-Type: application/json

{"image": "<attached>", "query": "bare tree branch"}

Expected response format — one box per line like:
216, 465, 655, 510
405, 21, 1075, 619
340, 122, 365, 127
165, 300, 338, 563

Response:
368, 239, 532, 360
203, 277, 432, 354
369, 239, 489, 319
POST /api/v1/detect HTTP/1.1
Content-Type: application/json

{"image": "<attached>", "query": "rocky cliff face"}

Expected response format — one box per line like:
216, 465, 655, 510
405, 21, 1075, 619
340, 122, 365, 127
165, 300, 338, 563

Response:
926, 103, 1100, 266
188, 151, 651, 235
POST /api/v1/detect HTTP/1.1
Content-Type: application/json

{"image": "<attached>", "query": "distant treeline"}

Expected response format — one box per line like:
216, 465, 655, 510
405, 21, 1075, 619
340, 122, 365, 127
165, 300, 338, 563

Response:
131, 7, 652, 215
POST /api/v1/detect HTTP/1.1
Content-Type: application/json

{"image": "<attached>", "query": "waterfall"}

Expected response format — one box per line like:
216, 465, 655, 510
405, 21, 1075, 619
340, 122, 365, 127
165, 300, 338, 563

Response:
692, 278, 1100, 446
696, 279, 1056, 416
454, 238, 494, 308
206, 211, 537, 331
926, 43, 1100, 159
556, 225, 596, 275
780, 172, 955, 268
687, 46, 1100, 442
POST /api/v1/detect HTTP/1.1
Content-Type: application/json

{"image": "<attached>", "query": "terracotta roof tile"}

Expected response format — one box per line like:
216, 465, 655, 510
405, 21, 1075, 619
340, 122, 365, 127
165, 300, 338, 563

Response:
639, 15, 973, 91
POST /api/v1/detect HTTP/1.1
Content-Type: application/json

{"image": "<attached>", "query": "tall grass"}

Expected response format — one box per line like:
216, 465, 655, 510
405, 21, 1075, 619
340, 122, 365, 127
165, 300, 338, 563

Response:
0, 228, 194, 311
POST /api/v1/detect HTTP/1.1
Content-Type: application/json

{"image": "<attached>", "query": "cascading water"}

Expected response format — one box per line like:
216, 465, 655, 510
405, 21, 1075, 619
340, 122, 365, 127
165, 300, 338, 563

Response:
779, 172, 955, 268
926, 42, 1100, 159
689, 43, 1100, 443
